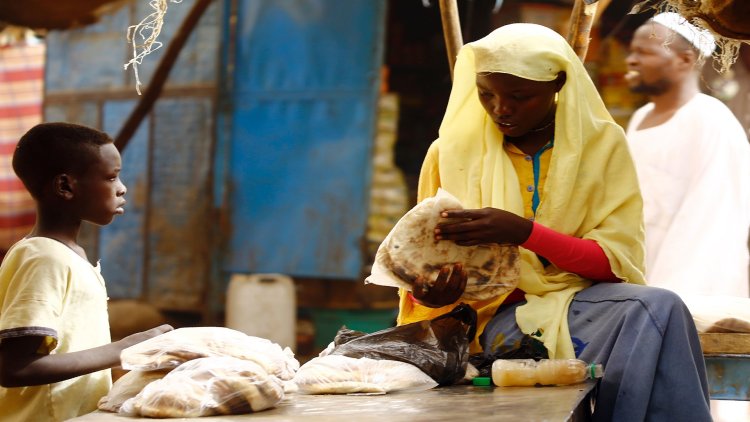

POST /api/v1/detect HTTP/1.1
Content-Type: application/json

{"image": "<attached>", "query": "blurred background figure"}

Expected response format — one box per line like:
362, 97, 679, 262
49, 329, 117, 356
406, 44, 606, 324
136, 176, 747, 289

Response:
625, 12, 750, 298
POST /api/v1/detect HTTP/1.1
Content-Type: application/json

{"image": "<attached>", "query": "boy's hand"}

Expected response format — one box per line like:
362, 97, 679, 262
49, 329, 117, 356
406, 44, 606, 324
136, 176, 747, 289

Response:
118, 324, 173, 349
412, 263, 467, 308
0, 324, 174, 388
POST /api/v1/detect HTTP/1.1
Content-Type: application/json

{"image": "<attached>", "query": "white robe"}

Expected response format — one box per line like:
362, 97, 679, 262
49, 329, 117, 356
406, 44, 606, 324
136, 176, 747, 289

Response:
627, 93, 750, 297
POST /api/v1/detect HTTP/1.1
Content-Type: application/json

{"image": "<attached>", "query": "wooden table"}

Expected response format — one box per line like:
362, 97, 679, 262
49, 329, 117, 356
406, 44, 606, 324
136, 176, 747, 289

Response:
70, 382, 597, 422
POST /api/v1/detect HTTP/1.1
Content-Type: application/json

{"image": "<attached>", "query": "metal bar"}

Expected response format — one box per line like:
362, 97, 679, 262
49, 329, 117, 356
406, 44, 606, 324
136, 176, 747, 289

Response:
704, 355, 750, 400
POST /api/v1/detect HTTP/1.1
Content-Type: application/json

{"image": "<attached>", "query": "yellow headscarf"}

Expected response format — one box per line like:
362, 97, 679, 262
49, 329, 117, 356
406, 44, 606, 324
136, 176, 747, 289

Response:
398, 23, 646, 358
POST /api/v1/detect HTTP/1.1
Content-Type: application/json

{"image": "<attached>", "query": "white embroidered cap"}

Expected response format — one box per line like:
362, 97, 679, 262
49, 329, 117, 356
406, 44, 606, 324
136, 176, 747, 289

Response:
652, 12, 716, 58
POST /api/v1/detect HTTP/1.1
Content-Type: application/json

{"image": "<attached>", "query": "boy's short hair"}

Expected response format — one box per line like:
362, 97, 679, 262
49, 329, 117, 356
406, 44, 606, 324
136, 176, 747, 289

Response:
13, 122, 115, 198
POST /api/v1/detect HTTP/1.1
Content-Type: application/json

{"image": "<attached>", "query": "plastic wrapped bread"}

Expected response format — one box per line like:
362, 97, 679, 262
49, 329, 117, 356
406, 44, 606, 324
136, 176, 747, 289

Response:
120, 356, 284, 417
293, 354, 438, 395
365, 188, 519, 300
681, 295, 750, 333
120, 326, 299, 380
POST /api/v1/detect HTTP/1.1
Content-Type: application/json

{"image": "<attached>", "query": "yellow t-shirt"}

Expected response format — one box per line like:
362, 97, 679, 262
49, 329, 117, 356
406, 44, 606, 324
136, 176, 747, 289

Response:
0, 237, 112, 422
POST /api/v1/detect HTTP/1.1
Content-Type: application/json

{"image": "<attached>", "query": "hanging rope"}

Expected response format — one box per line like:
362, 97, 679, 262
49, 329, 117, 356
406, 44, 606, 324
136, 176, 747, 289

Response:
124, 0, 183, 95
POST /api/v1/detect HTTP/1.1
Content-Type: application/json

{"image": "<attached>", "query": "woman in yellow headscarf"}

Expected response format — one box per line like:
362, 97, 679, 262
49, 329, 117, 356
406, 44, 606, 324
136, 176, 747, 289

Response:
399, 23, 710, 421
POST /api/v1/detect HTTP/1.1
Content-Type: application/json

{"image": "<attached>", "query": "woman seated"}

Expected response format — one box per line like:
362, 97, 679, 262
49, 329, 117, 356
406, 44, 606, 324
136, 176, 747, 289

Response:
398, 23, 711, 422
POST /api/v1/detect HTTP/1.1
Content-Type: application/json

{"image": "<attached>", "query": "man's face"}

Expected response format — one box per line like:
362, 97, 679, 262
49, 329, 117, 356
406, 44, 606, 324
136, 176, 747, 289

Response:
625, 23, 681, 96
72, 143, 127, 226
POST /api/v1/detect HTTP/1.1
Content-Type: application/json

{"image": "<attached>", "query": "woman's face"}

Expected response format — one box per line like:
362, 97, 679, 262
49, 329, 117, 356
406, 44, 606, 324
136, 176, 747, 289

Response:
475, 72, 562, 138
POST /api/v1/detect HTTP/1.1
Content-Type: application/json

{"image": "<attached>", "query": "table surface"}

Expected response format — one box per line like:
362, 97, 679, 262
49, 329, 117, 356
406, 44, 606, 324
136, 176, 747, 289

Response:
70, 382, 597, 422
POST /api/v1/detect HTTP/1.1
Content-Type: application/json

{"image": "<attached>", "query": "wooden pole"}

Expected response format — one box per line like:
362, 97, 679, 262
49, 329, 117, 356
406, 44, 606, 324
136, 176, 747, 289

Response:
438, 0, 463, 80
566, 0, 600, 62
115, 0, 214, 152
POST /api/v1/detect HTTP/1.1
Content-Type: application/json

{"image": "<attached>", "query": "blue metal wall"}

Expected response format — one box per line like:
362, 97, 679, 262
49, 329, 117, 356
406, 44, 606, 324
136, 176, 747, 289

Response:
42, 0, 385, 313
217, 0, 385, 279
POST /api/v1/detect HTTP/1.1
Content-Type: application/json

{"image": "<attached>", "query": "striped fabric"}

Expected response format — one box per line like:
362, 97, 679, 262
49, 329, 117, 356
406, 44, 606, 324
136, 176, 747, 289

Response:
0, 41, 44, 253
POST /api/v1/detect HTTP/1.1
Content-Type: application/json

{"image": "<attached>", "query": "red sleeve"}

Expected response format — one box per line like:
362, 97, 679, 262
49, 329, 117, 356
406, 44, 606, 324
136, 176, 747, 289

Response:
520, 222, 619, 282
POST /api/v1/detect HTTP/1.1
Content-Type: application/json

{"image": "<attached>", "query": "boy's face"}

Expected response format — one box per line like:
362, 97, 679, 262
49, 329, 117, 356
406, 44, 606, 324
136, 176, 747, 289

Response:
72, 143, 127, 226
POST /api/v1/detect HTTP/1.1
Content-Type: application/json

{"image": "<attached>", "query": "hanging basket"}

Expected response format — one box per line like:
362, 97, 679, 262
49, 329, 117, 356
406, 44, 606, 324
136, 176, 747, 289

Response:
684, 0, 750, 40
631, 0, 750, 73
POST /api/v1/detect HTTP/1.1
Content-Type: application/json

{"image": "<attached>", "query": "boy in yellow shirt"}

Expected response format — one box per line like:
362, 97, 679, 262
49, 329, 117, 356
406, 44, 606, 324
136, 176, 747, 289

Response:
0, 122, 172, 421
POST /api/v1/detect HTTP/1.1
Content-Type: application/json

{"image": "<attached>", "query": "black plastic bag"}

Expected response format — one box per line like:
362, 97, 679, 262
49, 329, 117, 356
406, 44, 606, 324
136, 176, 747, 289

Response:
328, 304, 477, 386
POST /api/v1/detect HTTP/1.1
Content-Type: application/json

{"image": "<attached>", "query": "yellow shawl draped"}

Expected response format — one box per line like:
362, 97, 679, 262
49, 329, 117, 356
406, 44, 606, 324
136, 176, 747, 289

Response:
397, 23, 646, 358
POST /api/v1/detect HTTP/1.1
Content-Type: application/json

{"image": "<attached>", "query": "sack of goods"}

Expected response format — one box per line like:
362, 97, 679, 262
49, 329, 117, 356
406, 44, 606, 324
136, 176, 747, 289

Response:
365, 188, 520, 300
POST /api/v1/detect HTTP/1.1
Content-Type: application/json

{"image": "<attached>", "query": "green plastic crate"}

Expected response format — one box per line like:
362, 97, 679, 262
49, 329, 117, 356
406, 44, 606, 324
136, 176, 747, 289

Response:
310, 308, 398, 349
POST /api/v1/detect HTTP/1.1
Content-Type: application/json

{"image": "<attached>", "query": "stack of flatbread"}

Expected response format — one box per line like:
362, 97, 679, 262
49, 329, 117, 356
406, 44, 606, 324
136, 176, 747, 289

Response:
100, 327, 299, 417
366, 188, 520, 300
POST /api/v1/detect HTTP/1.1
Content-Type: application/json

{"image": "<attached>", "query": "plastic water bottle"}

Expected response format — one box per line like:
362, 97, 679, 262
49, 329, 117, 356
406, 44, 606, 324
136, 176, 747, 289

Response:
491, 358, 603, 387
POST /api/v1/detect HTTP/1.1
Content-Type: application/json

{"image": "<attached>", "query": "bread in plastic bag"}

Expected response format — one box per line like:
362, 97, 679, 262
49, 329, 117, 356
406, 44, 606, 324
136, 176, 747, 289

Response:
293, 355, 438, 395
97, 369, 169, 412
329, 303, 477, 386
365, 188, 519, 300
681, 294, 750, 333
120, 356, 284, 417
120, 326, 299, 380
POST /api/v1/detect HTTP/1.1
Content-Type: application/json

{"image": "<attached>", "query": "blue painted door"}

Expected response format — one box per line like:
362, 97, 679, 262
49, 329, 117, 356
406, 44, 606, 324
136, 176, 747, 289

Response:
218, 0, 385, 279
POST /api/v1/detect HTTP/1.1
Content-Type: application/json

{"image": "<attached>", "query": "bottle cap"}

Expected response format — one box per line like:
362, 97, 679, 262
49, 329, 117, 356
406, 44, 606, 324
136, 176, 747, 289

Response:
588, 363, 604, 379
472, 377, 492, 386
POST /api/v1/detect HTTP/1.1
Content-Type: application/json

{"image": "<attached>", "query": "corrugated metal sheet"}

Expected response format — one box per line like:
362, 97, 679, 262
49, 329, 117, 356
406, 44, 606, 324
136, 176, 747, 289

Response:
101, 100, 149, 299
218, 0, 385, 279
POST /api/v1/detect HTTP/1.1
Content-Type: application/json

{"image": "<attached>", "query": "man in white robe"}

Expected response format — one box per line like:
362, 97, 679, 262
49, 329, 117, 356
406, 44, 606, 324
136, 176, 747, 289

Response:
625, 12, 750, 298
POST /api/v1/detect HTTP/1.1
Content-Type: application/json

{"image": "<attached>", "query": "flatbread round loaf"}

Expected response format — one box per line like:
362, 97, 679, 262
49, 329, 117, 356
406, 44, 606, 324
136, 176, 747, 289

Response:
97, 369, 169, 412
121, 356, 284, 417
367, 188, 520, 300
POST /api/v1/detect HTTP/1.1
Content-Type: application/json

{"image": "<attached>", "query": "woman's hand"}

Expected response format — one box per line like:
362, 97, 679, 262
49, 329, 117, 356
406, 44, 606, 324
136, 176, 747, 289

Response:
412, 263, 467, 308
435, 207, 533, 246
